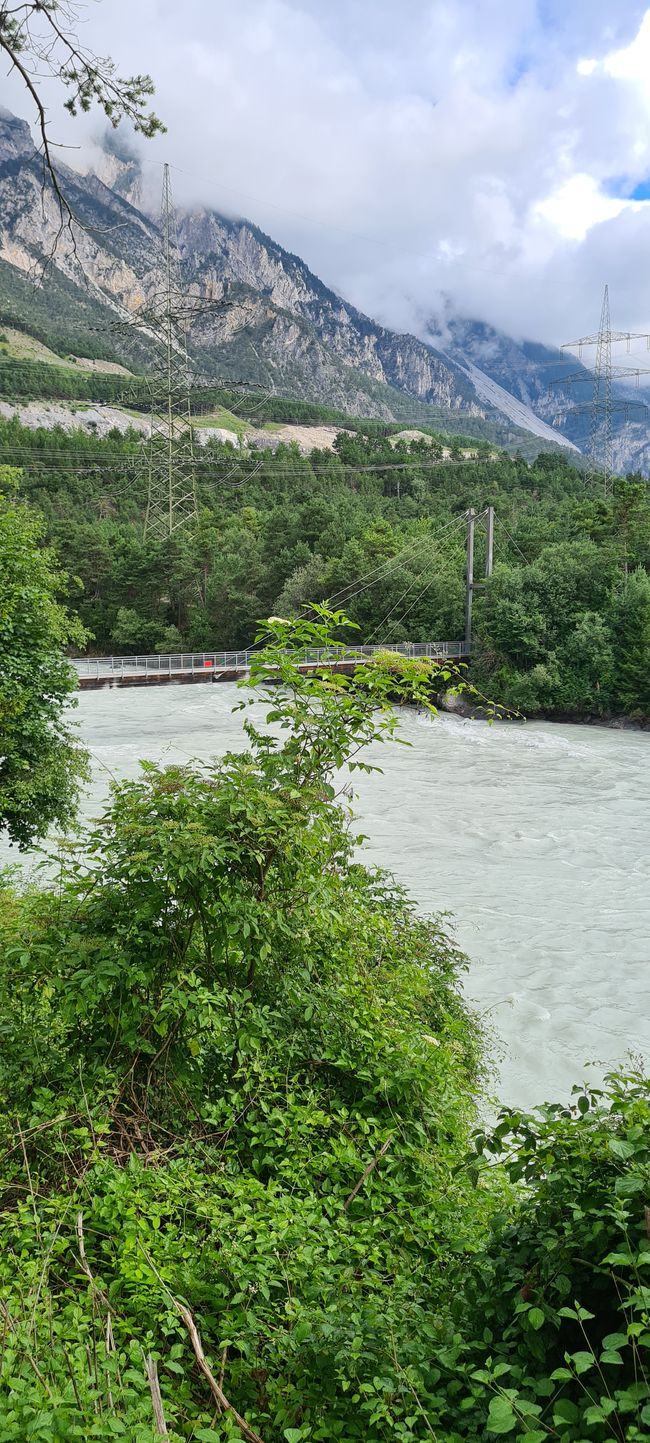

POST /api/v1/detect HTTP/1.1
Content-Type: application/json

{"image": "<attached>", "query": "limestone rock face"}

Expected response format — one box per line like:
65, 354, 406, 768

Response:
0, 108, 618, 461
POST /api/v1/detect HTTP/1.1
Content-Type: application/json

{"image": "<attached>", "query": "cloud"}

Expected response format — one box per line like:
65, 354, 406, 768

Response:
3, 0, 650, 350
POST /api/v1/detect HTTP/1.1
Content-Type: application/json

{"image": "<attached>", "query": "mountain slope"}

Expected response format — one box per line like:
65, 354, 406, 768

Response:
440, 316, 650, 474
0, 108, 586, 457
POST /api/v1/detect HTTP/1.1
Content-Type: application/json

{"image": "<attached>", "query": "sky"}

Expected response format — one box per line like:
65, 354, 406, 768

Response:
5, 0, 650, 353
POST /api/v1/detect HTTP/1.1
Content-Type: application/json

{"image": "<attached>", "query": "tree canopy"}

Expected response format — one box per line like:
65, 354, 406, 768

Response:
0, 0, 163, 235
0, 465, 88, 845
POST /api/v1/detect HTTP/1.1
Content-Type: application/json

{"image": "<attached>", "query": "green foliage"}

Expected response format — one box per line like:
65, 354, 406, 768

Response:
0, 2, 164, 139
2, 414, 650, 715
611, 570, 650, 716
0, 611, 487, 1440
1, 605, 649, 1440
424, 1071, 650, 1441
0, 465, 89, 846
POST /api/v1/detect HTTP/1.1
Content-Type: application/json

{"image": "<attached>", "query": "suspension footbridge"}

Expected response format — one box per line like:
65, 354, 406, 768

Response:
72, 640, 470, 690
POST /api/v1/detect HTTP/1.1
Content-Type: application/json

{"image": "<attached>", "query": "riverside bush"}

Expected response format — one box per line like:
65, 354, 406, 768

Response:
425, 1072, 650, 1442
0, 612, 488, 1441
1, 610, 648, 1440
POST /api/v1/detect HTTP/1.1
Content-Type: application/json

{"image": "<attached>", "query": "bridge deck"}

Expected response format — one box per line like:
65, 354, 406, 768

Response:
72, 642, 469, 689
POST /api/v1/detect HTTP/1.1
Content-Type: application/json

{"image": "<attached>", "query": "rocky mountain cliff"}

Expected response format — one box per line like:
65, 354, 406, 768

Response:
438, 316, 650, 474
2, 106, 642, 465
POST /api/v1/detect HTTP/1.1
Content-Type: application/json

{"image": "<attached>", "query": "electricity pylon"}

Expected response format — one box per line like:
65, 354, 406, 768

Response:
142, 164, 199, 540
106, 167, 276, 531
558, 284, 650, 491
112, 165, 235, 538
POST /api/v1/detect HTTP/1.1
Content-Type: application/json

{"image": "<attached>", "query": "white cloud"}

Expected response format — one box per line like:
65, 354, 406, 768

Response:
605, 9, 650, 80
3, 0, 650, 346
533, 175, 630, 241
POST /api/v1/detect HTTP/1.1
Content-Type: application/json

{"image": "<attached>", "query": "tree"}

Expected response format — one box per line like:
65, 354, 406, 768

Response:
111, 604, 161, 652
0, 0, 164, 237
0, 467, 89, 845
611, 568, 650, 716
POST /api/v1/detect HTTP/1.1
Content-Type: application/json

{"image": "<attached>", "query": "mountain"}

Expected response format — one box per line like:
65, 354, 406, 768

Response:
437, 316, 650, 475
1, 106, 638, 464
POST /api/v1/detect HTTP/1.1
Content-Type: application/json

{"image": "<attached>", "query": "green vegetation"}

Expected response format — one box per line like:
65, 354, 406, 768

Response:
0, 465, 88, 847
1, 413, 648, 717
0, 352, 495, 446
429, 1070, 650, 1441
0, 614, 486, 1440
0, 611, 649, 1439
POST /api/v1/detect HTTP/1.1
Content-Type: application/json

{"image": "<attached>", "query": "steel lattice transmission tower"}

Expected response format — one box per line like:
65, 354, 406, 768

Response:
558, 284, 650, 491
142, 164, 199, 540
588, 283, 613, 480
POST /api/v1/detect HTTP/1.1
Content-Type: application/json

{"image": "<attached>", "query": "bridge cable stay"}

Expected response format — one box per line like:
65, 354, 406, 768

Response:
251, 509, 479, 667
361, 514, 470, 647
323, 512, 471, 614
73, 508, 500, 682
249, 512, 472, 659
364, 505, 494, 654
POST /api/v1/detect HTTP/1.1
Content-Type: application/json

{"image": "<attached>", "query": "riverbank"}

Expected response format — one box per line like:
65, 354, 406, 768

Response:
439, 689, 650, 731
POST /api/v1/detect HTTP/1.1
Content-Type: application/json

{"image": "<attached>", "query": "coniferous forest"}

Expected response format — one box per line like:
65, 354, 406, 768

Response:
3, 411, 650, 719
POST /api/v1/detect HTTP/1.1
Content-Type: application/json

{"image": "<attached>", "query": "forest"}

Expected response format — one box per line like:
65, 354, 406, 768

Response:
3, 412, 650, 719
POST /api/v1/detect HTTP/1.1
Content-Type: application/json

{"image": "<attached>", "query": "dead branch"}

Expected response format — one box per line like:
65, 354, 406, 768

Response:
343, 1134, 394, 1211
145, 1354, 169, 1436
76, 1210, 111, 1310
0, 1, 164, 254
139, 1246, 266, 1443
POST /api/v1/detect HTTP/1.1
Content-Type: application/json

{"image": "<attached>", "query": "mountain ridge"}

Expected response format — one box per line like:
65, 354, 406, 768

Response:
2, 107, 641, 464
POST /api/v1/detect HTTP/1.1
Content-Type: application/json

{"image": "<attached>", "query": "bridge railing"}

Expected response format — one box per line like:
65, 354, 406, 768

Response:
71, 640, 470, 680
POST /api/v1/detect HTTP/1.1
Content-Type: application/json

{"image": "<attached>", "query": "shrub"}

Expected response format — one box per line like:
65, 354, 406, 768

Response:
0, 609, 487, 1441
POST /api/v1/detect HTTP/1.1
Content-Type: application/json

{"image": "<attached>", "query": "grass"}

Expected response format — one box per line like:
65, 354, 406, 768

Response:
195, 405, 248, 438
0, 328, 132, 377
0, 327, 79, 370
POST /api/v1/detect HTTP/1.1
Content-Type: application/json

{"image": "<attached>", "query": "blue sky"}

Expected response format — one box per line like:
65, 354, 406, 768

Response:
4, 0, 650, 347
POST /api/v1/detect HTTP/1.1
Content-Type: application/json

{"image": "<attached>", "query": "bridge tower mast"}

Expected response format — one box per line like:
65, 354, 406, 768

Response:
464, 505, 494, 651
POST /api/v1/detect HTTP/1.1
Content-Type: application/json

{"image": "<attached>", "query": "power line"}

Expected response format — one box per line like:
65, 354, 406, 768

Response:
0, 449, 504, 476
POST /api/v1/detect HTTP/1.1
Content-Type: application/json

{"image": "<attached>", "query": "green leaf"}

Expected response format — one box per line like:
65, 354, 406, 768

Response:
602, 1332, 628, 1350
615, 1174, 645, 1196
486, 1397, 517, 1435
553, 1399, 579, 1424
527, 1308, 544, 1331
569, 1351, 595, 1375
609, 1137, 635, 1159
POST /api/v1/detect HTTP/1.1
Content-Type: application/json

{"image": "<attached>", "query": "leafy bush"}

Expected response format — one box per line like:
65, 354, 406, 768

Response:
0, 466, 88, 845
425, 1073, 650, 1441
0, 611, 488, 1441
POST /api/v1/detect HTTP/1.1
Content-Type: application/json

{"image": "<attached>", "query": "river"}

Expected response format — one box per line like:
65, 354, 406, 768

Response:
10, 686, 650, 1112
